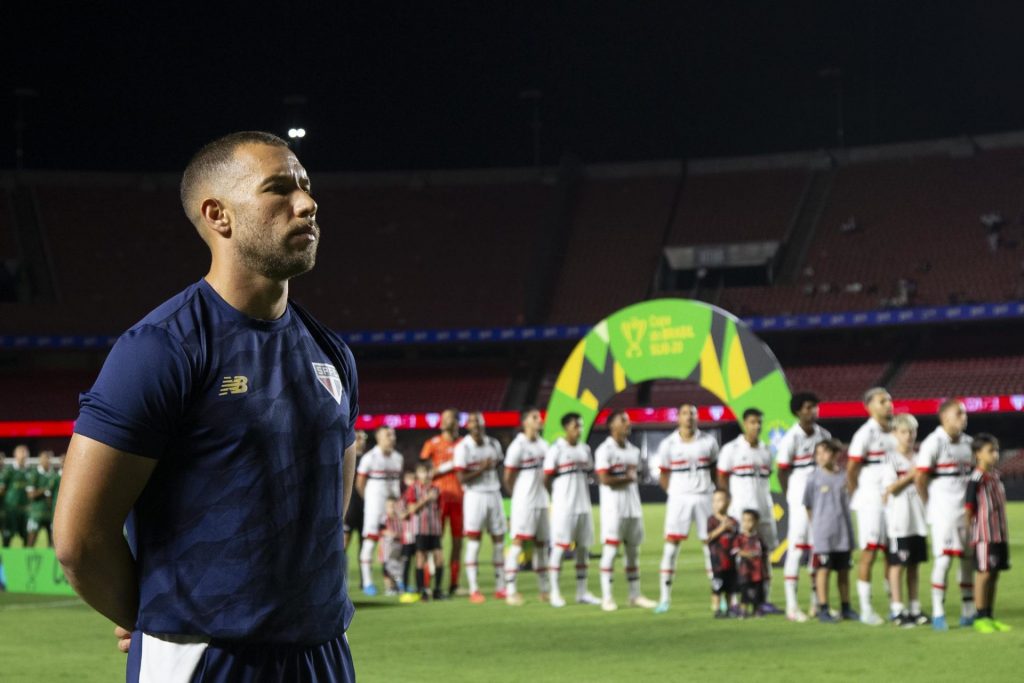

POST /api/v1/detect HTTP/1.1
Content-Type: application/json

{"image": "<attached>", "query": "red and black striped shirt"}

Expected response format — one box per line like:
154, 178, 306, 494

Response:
965, 468, 1008, 544
404, 481, 443, 537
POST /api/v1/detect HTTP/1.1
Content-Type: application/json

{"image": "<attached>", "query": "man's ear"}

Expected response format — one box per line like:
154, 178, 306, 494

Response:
201, 198, 231, 238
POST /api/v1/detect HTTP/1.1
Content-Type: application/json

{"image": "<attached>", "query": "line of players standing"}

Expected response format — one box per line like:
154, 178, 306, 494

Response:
0, 444, 62, 550
346, 390, 1010, 630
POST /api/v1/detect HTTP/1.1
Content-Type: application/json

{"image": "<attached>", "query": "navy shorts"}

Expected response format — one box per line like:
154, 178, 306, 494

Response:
127, 631, 355, 682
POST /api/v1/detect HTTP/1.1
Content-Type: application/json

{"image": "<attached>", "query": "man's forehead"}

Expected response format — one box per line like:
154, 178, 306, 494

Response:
237, 143, 308, 181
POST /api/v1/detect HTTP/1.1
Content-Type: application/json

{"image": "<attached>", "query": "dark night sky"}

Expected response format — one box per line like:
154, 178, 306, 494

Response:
4, 2, 1024, 173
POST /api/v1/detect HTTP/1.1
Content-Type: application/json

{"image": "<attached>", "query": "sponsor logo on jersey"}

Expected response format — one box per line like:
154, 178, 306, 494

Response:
312, 362, 343, 404
218, 375, 249, 396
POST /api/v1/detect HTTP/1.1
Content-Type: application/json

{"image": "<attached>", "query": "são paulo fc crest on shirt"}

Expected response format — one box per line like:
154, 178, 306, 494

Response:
312, 362, 343, 404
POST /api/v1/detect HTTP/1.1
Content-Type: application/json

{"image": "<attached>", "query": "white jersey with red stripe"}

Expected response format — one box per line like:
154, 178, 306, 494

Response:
595, 436, 642, 520
654, 429, 719, 496
882, 449, 927, 538
776, 423, 831, 506
848, 418, 896, 511
914, 426, 972, 521
544, 437, 593, 517
356, 446, 403, 501
453, 435, 503, 493
717, 435, 773, 520
504, 432, 550, 510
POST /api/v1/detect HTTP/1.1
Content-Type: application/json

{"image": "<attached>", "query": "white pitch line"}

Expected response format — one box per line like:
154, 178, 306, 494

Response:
0, 599, 82, 611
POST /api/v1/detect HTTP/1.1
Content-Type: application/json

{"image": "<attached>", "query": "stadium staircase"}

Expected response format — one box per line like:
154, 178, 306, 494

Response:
9, 183, 56, 303
775, 168, 835, 284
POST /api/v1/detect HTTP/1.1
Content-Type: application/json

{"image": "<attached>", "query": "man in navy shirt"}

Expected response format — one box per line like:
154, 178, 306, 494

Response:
54, 131, 359, 682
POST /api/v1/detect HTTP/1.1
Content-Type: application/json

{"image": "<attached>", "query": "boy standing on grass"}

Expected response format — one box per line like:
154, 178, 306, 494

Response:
706, 489, 739, 618
882, 414, 930, 627
966, 434, 1012, 634
379, 497, 406, 596
404, 462, 446, 601
804, 438, 858, 624
733, 509, 768, 617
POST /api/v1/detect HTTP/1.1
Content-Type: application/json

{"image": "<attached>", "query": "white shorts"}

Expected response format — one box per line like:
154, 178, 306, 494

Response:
664, 493, 713, 541
463, 490, 507, 538
758, 518, 779, 552
785, 500, 811, 550
362, 495, 386, 539
930, 511, 968, 558
552, 510, 594, 549
856, 506, 887, 551
600, 514, 644, 546
510, 505, 550, 542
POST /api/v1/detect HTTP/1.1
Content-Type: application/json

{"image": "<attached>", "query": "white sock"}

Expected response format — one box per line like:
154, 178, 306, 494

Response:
702, 544, 713, 577
600, 544, 617, 601
625, 543, 641, 600
783, 545, 803, 612
466, 539, 481, 593
909, 599, 921, 615
959, 558, 975, 618
535, 543, 550, 593
548, 546, 565, 599
807, 552, 819, 612
784, 578, 798, 613
857, 580, 873, 616
505, 542, 522, 595
764, 577, 772, 603
359, 540, 376, 588
891, 601, 905, 617
493, 541, 506, 591
931, 554, 950, 618
575, 545, 589, 597
660, 543, 679, 604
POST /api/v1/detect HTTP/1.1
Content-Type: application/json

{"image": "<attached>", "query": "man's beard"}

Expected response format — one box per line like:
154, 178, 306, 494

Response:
236, 225, 318, 281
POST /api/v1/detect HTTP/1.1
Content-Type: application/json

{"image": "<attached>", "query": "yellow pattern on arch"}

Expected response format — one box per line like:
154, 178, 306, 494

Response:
726, 334, 753, 399
698, 336, 727, 400
554, 341, 586, 400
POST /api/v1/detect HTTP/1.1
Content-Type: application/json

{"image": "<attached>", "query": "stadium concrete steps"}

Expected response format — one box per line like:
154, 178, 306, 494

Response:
775, 168, 835, 284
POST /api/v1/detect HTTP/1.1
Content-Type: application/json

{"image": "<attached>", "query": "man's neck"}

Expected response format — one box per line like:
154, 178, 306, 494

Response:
524, 431, 538, 442
472, 434, 484, 445
799, 420, 815, 435
204, 268, 288, 321
679, 427, 696, 441
613, 435, 627, 448
565, 438, 579, 447
942, 425, 960, 442
744, 436, 759, 448
872, 416, 890, 432
441, 430, 457, 441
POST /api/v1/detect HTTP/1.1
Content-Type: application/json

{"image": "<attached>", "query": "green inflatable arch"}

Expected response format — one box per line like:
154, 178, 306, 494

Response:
542, 298, 793, 456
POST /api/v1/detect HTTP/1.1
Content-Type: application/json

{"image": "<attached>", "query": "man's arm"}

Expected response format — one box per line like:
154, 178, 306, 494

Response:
913, 470, 931, 505
53, 434, 157, 631
502, 468, 519, 493
355, 473, 368, 499
716, 471, 729, 491
778, 467, 791, 497
598, 469, 635, 489
343, 443, 357, 516
846, 459, 862, 496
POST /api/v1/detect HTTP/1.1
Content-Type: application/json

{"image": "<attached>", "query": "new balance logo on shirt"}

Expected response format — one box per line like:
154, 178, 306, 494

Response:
219, 375, 249, 395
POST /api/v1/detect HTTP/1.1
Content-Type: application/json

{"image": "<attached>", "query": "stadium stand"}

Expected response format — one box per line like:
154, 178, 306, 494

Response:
359, 365, 511, 414
0, 188, 14, 259
546, 171, 679, 324
666, 167, 808, 245
889, 354, 1024, 398
301, 177, 557, 330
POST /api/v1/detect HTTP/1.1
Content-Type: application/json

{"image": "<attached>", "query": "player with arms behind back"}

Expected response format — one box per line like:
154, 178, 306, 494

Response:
544, 413, 599, 608
594, 411, 656, 611
356, 426, 403, 596
846, 387, 895, 626
502, 408, 551, 606
776, 392, 831, 622
54, 132, 360, 681
915, 399, 975, 630
653, 404, 720, 614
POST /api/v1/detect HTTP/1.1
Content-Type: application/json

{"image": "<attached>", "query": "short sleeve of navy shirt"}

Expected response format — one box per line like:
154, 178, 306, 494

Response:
75, 279, 358, 645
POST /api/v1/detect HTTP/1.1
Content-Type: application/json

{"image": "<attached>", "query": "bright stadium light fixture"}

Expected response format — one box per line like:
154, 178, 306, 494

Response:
296, 128, 306, 138
287, 128, 298, 139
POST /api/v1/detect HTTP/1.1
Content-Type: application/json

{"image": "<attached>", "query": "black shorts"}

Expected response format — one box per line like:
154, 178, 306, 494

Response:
975, 541, 1011, 573
813, 551, 852, 571
887, 536, 928, 566
739, 581, 764, 606
416, 534, 441, 552
711, 569, 737, 595
402, 543, 416, 558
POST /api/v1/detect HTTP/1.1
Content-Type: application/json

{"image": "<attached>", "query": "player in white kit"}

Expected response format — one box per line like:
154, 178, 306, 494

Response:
653, 404, 719, 614
777, 392, 831, 622
454, 411, 508, 604
847, 387, 895, 626
502, 408, 551, 606
595, 411, 657, 612
717, 408, 780, 614
914, 399, 975, 630
356, 426, 404, 595
544, 412, 599, 608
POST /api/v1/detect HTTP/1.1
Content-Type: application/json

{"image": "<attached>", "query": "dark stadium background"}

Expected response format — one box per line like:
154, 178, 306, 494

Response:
3, 2, 1024, 496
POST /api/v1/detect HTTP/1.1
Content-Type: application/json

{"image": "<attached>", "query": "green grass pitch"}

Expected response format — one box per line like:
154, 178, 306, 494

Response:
2, 503, 1022, 682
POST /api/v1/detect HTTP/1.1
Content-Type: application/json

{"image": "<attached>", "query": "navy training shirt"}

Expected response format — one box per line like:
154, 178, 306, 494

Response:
75, 279, 358, 645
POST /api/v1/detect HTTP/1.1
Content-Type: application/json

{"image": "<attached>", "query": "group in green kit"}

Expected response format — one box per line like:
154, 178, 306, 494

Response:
1, 445, 61, 548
